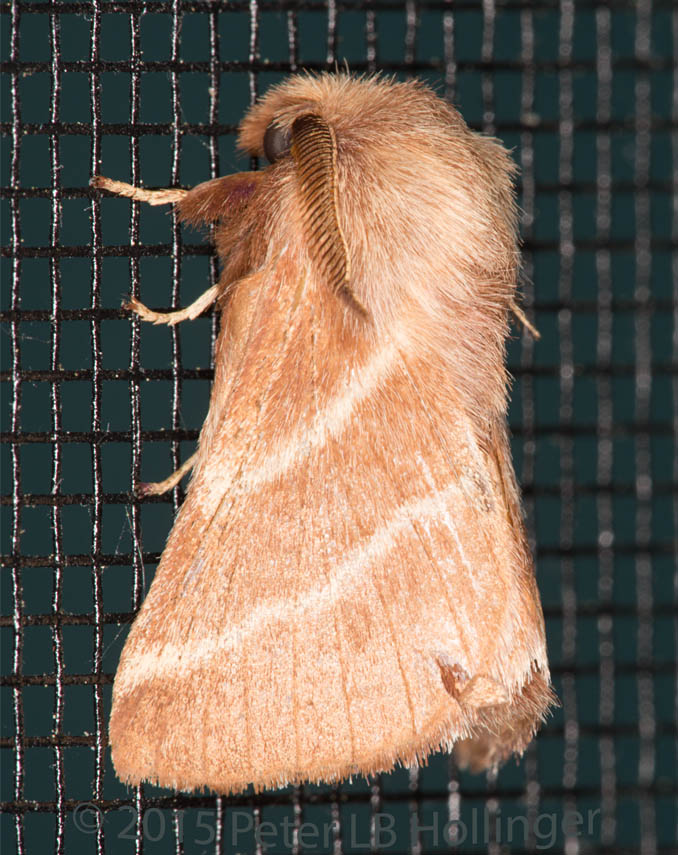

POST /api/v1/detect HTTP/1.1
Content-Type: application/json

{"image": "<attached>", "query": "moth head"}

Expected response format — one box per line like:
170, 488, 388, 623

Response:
241, 89, 367, 317
238, 73, 519, 335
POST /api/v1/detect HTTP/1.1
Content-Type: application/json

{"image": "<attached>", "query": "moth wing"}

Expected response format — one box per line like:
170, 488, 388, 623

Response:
110, 259, 552, 793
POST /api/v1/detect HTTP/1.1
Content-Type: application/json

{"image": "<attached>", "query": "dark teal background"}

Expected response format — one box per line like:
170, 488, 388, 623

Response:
1, 2, 675, 853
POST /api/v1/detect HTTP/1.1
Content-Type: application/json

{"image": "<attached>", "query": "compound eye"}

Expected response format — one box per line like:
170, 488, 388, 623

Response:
263, 123, 292, 163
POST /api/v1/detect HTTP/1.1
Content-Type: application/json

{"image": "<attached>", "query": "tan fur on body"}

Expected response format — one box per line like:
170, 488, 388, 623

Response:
100, 74, 555, 794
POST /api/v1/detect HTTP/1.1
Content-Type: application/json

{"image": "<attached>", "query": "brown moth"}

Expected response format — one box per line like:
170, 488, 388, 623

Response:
94, 73, 555, 795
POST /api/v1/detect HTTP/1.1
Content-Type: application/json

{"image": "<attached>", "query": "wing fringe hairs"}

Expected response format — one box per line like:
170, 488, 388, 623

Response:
95, 73, 555, 795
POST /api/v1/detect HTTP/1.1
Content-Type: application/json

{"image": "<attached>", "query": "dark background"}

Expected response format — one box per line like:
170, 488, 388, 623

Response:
1, 1, 676, 853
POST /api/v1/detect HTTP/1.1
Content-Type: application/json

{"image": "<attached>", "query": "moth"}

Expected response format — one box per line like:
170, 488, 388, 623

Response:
94, 73, 555, 795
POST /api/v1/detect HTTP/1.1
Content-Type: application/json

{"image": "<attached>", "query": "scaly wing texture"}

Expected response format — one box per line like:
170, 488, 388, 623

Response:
110, 251, 552, 794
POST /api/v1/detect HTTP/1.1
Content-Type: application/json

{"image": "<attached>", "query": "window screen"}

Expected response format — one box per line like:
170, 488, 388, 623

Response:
1, 2, 675, 853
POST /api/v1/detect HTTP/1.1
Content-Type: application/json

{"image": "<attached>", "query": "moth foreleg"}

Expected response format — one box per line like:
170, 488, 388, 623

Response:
91, 175, 188, 206
125, 285, 219, 326
137, 452, 198, 497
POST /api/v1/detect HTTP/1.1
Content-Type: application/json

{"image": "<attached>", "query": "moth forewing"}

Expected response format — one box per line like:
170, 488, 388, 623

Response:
100, 73, 554, 795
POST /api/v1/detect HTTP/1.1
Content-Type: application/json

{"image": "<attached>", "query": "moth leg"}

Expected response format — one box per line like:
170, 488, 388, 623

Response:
137, 452, 198, 497
509, 299, 540, 340
91, 175, 188, 206
125, 285, 219, 326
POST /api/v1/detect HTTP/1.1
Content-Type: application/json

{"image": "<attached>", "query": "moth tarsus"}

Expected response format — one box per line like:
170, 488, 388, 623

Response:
102, 72, 554, 796
121, 284, 204, 495
137, 452, 198, 498
125, 285, 219, 326
91, 174, 187, 206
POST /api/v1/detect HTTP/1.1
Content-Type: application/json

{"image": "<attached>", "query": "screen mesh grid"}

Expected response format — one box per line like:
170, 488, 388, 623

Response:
1, 1, 676, 854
